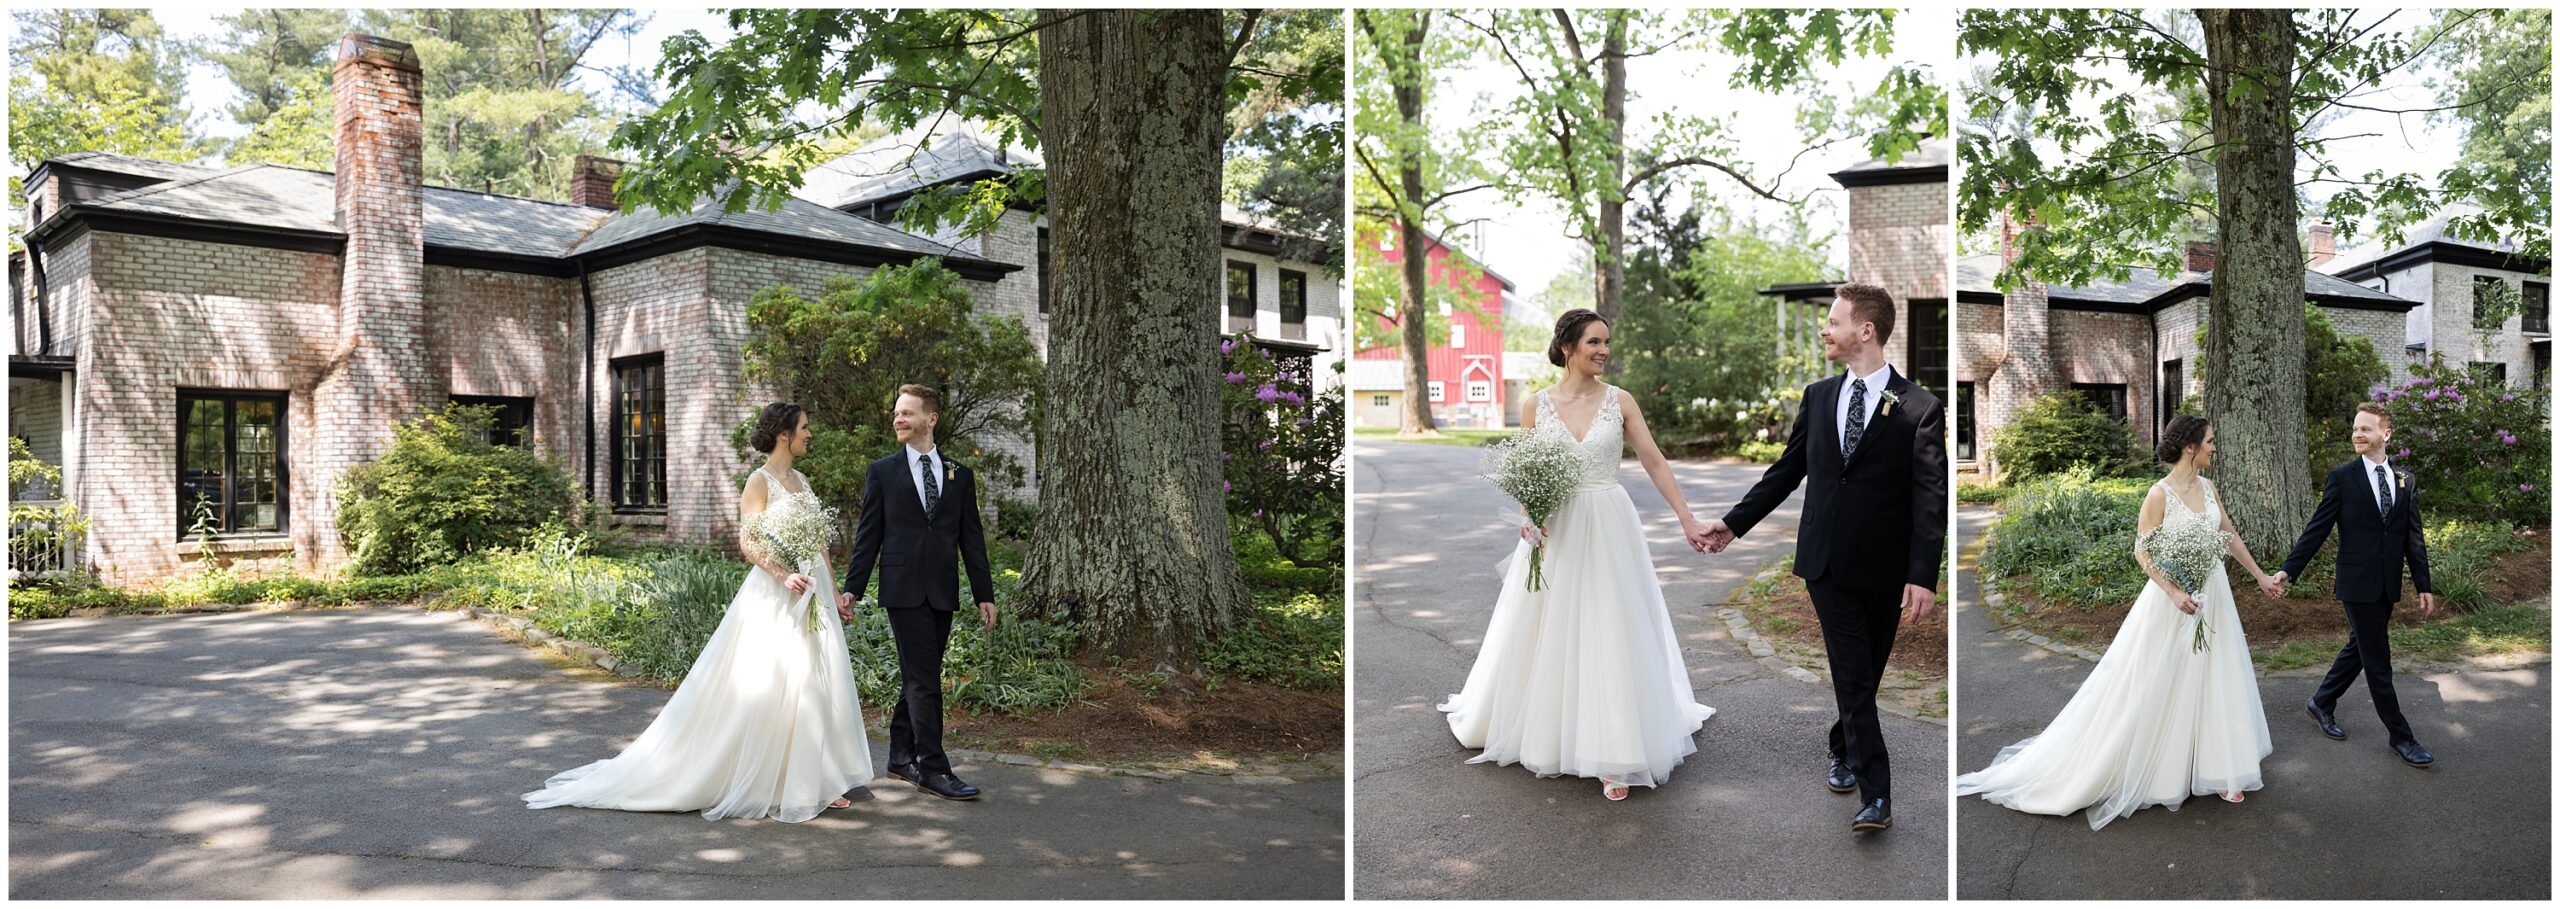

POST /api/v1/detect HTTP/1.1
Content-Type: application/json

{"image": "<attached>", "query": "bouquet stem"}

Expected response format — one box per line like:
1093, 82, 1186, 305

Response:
1527, 545, 1547, 592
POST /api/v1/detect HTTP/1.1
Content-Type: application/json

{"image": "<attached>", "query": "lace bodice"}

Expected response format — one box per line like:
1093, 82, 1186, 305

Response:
753, 467, 821, 514
2157, 476, 2221, 528
1536, 386, 1624, 488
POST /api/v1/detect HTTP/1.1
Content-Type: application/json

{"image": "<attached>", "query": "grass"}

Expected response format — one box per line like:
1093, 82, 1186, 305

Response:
1352, 426, 1513, 447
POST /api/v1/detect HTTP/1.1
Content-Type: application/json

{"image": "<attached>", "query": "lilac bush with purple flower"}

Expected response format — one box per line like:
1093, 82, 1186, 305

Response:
2375, 356, 2549, 525
1220, 332, 1344, 568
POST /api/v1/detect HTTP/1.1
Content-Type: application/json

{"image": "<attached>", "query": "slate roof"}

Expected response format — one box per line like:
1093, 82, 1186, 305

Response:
29, 153, 1003, 271
1958, 251, 2414, 310
2319, 203, 2540, 276
822, 124, 1037, 212
1834, 137, 1951, 175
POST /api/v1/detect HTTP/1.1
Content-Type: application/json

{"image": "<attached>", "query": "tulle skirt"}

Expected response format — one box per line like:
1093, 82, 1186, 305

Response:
523, 560, 874, 822
1954, 564, 2271, 829
1439, 484, 1715, 788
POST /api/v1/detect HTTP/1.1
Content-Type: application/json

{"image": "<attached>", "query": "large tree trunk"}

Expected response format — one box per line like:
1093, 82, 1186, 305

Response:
1020, 8, 1249, 668
1391, 15, 1439, 437
1593, 9, 1629, 359
2199, 9, 2312, 555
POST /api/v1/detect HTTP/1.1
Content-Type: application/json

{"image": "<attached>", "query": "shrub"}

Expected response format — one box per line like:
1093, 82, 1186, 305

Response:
1991, 391, 2140, 480
1979, 466, 2152, 609
1203, 589, 1344, 689
336, 403, 578, 575
2373, 356, 2549, 526
1221, 334, 1344, 568
2420, 520, 2535, 613
732, 259, 1043, 522
8, 437, 88, 582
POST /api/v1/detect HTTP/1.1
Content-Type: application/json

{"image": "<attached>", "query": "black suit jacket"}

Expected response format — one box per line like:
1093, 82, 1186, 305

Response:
1723, 368, 1949, 594
2280, 459, 2433, 604
842, 449, 996, 610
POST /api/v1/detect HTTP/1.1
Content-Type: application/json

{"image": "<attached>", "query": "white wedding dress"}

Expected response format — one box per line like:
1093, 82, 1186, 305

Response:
1955, 477, 2271, 829
1439, 386, 1715, 788
523, 467, 874, 822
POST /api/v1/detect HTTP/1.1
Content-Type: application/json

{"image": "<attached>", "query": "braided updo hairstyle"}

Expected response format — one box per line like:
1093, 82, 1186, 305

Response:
749, 402, 807, 454
1548, 308, 1610, 367
2157, 414, 2209, 464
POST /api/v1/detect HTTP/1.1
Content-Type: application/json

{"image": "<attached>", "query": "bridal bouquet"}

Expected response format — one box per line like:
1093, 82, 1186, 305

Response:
747, 501, 844, 633
2138, 519, 2228, 653
1480, 431, 1581, 591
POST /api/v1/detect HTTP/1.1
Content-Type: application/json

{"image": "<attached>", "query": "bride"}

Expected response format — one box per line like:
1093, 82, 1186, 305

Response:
523, 403, 874, 822
1955, 415, 2274, 829
1440, 308, 1716, 801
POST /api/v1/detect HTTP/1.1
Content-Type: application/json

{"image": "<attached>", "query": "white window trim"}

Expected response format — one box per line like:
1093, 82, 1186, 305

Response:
1450, 323, 1467, 349
1465, 380, 1492, 402
1427, 381, 1446, 403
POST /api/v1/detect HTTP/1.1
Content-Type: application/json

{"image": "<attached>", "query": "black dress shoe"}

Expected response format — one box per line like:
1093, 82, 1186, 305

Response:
884, 762, 923, 785
1825, 759, 1858, 794
1851, 798, 1892, 832
2393, 740, 2435, 768
2306, 701, 2346, 740
919, 773, 981, 800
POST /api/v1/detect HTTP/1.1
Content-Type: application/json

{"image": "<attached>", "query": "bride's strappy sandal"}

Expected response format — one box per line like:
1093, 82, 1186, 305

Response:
829, 796, 854, 809
2219, 790, 2245, 804
1602, 779, 1630, 801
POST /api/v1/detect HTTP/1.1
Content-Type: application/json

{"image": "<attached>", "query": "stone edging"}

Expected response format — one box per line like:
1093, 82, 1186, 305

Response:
451, 604, 1317, 786
1720, 562, 1949, 728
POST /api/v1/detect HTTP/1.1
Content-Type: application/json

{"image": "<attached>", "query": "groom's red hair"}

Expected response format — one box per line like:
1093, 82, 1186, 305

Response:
1837, 283, 1897, 344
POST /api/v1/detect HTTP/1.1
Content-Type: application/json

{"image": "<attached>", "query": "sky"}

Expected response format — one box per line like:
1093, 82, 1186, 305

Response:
151, 6, 736, 143
1423, 10, 1957, 327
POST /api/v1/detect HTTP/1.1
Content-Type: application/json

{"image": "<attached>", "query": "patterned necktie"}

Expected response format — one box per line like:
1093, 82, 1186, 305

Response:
2375, 464, 2392, 518
921, 453, 942, 516
1842, 378, 1869, 461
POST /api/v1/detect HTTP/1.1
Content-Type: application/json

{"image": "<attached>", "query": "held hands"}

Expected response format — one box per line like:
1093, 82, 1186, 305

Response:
1687, 518, 1735, 553
1901, 584, 1936, 622
2258, 570, 2290, 599
978, 601, 998, 632
836, 592, 857, 622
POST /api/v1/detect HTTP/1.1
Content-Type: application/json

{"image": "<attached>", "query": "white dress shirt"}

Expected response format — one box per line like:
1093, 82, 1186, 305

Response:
905, 444, 942, 510
1834, 362, 1897, 453
2362, 453, 2394, 514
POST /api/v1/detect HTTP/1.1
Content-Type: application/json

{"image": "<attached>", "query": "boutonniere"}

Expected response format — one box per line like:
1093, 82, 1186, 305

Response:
1876, 388, 1902, 418
2396, 471, 2409, 490
944, 461, 960, 484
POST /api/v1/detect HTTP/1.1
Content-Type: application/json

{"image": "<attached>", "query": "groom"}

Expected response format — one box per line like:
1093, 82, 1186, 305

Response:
1697, 283, 1947, 833
2266, 402, 2436, 767
839, 383, 999, 801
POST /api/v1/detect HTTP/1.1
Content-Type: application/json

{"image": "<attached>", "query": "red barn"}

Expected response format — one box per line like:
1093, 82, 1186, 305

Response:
1351, 229, 1516, 429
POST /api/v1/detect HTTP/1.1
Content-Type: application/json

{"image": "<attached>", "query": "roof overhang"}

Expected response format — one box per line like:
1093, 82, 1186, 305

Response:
2329, 240, 2551, 283
9, 354, 74, 378
1830, 163, 1948, 188
26, 200, 1021, 282
1758, 281, 1843, 302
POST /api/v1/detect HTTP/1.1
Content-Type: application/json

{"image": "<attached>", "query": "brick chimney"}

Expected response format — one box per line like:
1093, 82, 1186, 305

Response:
310, 33, 435, 567
2184, 240, 2218, 273
571, 155, 623, 210
2307, 222, 2336, 268
1988, 208, 2059, 480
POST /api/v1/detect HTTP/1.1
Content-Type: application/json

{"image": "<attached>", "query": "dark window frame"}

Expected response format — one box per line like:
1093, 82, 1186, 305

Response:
1905, 298, 1949, 402
449, 394, 534, 448
175, 390, 290, 539
2161, 358, 2185, 420
2526, 281, 2548, 334
1279, 268, 1309, 325
2070, 382, 2131, 424
610, 354, 668, 513
1036, 226, 1051, 316
1226, 260, 1258, 319
1955, 381, 1977, 461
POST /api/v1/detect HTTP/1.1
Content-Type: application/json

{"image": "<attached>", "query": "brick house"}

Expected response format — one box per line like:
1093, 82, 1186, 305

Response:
1348, 230, 1515, 429
798, 124, 1348, 387
2319, 205, 2551, 389
1955, 239, 2420, 472
1755, 138, 1953, 404
7, 35, 1038, 583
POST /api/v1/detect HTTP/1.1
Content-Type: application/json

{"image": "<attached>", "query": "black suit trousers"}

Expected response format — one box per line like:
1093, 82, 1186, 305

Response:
2313, 599, 2417, 745
1810, 577, 1901, 802
886, 606, 958, 775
